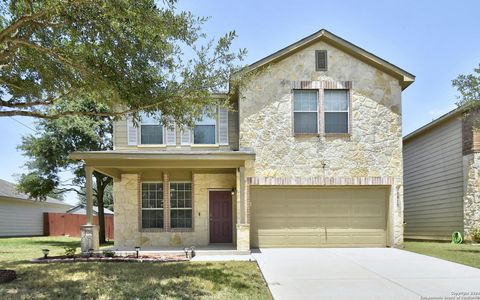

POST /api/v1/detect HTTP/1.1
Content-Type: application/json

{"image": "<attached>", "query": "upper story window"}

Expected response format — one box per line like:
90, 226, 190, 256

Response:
140, 112, 163, 145
324, 90, 349, 134
194, 109, 217, 144
293, 90, 318, 134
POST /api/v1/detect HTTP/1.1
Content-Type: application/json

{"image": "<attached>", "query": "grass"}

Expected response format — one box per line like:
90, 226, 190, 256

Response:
404, 241, 480, 269
0, 236, 271, 300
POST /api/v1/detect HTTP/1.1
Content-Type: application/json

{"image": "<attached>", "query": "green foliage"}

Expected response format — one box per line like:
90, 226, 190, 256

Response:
472, 229, 480, 243
17, 99, 112, 200
64, 246, 76, 257
102, 249, 115, 258
78, 183, 113, 210
0, 0, 246, 122
452, 64, 480, 126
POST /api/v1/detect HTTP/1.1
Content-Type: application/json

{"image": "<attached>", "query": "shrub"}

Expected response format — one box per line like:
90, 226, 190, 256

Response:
472, 229, 480, 242
103, 250, 115, 257
64, 247, 76, 257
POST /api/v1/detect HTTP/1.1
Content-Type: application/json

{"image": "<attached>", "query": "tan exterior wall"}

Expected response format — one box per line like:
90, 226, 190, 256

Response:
113, 173, 236, 247
239, 40, 404, 246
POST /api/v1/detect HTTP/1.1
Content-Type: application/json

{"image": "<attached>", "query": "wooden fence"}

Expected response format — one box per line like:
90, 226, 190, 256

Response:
43, 213, 114, 240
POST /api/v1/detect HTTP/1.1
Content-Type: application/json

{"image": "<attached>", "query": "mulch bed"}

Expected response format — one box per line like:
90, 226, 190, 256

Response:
31, 255, 189, 263
0, 270, 17, 283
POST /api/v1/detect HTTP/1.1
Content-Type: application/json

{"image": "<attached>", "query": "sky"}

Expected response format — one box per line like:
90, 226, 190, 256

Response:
1, 0, 479, 204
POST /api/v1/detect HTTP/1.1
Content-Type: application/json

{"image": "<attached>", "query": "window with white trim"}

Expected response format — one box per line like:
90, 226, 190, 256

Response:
324, 90, 349, 134
293, 90, 318, 134
141, 182, 164, 228
169, 182, 192, 229
140, 112, 163, 144
194, 108, 216, 144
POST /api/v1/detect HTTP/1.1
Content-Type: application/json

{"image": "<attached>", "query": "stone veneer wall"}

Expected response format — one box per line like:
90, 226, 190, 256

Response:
239, 40, 404, 246
113, 173, 235, 247
464, 152, 480, 239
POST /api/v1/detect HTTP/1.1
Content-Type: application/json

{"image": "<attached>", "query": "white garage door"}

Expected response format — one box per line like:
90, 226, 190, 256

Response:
250, 187, 388, 247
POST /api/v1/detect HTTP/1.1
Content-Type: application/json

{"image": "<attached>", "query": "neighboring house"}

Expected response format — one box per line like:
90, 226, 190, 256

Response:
67, 205, 114, 215
403, 108, 480, 241
0, 179, 72, 237
71, 29, 415, 250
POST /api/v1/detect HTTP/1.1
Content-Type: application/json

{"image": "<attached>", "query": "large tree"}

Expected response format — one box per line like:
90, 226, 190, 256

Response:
18, 100, 113, 243
0, 0, 246, 122
452, 64, 480, 126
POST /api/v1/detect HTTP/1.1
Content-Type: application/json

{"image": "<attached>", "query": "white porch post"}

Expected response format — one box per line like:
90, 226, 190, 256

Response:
236, 166, 250, 251
80, 166, 99, 254
85, 166, 94, 225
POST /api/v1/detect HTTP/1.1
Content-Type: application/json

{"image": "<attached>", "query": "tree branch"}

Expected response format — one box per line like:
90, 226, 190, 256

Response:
0, 88, 75, 108
0, 99, 167, 119
54, 187, 85, 196
0, 10, 48, 43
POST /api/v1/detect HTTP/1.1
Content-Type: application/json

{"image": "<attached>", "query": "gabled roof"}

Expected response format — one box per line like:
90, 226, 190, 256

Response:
245, 29, 415, 90
403, 107, 463, 142
0, 178, 71, 206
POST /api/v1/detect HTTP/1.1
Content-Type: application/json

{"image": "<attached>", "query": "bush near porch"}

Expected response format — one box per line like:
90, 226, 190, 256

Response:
404, 241, 480, 269
0, 237, 271, 299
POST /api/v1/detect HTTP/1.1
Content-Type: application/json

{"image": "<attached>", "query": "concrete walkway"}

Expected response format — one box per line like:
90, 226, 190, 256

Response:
252, 248, 480, 300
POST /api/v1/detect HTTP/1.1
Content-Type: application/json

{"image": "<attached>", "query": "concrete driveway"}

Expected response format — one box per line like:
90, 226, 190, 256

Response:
252, 248, 480, 300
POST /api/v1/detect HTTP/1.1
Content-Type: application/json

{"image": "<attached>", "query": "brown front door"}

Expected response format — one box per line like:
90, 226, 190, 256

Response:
209, 191, 233, 243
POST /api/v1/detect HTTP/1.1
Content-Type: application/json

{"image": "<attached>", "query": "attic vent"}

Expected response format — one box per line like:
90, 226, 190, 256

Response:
315, 50, 327, 71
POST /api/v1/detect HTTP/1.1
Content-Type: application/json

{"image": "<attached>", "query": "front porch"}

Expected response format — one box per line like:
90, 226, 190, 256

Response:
69, 151, 255, 254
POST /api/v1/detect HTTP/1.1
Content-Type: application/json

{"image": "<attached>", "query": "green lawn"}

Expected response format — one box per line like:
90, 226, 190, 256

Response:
404, 241, 480, 269
0, 237, 271, 300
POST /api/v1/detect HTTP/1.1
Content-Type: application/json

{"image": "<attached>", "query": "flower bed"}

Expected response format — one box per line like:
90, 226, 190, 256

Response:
31, 254, 188, 263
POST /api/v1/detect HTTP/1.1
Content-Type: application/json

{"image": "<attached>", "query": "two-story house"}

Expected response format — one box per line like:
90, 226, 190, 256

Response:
71, 29, 415, 252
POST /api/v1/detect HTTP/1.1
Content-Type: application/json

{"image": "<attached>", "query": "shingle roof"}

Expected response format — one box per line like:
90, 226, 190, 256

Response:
0, 178, 70, 206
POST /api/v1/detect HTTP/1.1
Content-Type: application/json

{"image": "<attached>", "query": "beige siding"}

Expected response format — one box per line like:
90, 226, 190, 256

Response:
403, 117, 464, 240
113, 110, 240, 151
0, 198, 70, 237
113, 118, 133, 150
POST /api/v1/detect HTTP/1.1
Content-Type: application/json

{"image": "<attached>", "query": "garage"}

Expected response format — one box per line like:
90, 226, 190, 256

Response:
250, 187, 388, 248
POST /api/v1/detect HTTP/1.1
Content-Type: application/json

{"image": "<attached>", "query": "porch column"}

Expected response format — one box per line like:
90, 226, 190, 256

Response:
85, 166, 94, 225
80, 166, 99, 254
236, 166, 250, 251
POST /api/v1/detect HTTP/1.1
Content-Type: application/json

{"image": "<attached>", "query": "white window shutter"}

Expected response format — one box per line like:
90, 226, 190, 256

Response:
218, 107, 229, 145
127, 116, 138, 146
165, 123, 176, 145
181, 127, 191, 145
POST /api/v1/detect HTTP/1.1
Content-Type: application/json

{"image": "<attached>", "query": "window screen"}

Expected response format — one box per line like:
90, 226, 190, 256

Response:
194, 109, 216, 144
140, 113, 163, 144
324, 90, 349, 133
293, 90, 318, 134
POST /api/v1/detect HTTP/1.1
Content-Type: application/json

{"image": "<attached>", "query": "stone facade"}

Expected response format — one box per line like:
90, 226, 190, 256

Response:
239, 40, 404, 246
463, 152, 480, 239
113, 173, 236, 247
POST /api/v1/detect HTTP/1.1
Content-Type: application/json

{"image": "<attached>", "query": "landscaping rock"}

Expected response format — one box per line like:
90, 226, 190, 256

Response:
0, 270, 17, 283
